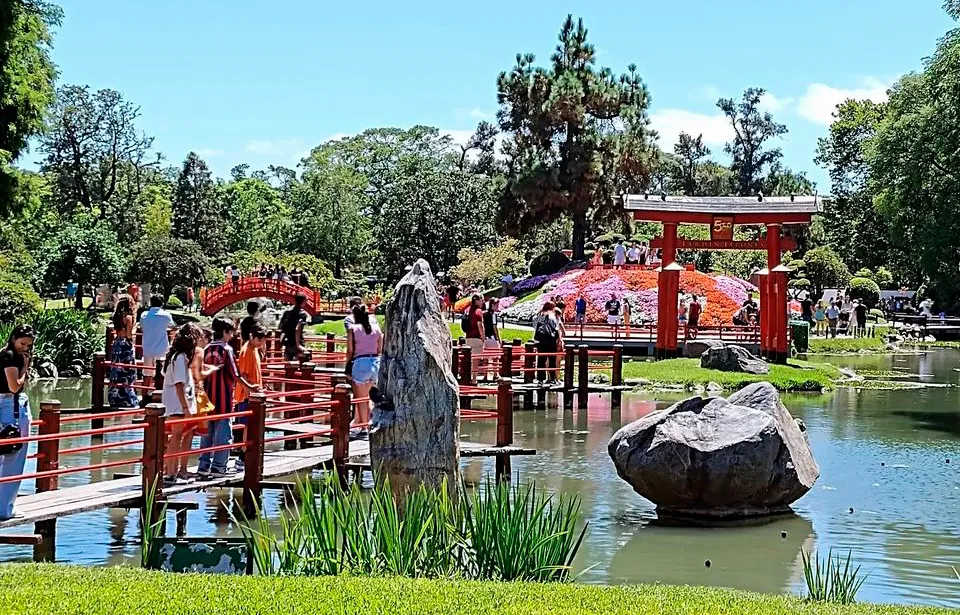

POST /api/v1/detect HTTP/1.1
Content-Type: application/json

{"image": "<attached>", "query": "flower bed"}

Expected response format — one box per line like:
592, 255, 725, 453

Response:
501, 268, 749, 325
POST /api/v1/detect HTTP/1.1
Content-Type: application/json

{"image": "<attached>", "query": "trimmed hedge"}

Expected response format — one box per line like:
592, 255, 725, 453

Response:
529, 251, 571, 277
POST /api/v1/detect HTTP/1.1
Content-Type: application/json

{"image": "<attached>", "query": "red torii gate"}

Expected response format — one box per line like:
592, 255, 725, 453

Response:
201, 278, 321, 316
623, 194, 820, 364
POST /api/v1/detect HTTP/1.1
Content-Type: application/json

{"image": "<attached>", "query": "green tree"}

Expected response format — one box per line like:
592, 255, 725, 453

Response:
230, 250, 333, 290
674, 133, 710, 195
128, 237, 209, 299
869, 19, 960, 306
803, 246, 850, 300
290, 148, 371, 277
718, 88, 787, 196
761, 162, 815, 196
814, 99, 889, 272
449, 239, 523, 287
496, 15, 655, 259
40, 86, 157, 226
375, 170, 499, 282
172, 152, 224, 257
696, 160, 735, 197
0, 0, 59, 214
140, 184, 173, 238
43, 221, 127, 307
223, 178, 290, 254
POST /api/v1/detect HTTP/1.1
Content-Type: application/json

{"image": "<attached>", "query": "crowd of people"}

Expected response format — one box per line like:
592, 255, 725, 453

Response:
590, 239, 657, 269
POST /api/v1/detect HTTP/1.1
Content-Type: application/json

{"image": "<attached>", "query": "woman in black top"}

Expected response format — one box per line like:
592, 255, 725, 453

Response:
0, 325, 35, 519
108, 297, 139, 409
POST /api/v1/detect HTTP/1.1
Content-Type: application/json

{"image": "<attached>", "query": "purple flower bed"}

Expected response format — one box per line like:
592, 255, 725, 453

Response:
714, 275, 750, 305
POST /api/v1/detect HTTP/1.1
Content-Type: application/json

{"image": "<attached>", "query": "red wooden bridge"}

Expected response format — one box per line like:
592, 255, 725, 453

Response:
201, 278, 322, 316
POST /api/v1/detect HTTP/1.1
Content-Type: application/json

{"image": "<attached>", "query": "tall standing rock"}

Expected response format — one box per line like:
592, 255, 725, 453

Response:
370, 259, 460, 497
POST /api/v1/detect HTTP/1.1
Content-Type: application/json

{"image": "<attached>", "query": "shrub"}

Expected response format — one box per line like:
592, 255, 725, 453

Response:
789, 278, 812, 291
166, 295, 183, 309
593, 232, 626, 246
848, 277, 881, 308
0, 278, 41, 323
529, 251, 571, 277
0, 309, 102, 373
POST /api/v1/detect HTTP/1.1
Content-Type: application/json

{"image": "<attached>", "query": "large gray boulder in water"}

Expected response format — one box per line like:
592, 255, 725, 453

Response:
370, 259, 460, 497
608, 382, 819, 519
701, 344, 770, 375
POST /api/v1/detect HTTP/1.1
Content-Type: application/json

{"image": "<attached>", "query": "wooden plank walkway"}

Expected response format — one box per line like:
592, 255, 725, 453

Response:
0, 440, 534, 530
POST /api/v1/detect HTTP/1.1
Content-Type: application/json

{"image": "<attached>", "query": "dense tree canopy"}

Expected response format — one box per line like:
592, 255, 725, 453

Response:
718, 88, 787, 196
172, 152, 223, 257
43, 221, 127, 306
0, 0, 59, 214
127, 237, 208, 299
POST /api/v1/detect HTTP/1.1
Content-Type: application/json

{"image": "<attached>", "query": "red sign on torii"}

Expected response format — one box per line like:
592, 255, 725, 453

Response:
622, 194, 821, 364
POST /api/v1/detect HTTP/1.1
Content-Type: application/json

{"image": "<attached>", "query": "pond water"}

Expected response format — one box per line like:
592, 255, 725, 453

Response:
2, 350, 959, 608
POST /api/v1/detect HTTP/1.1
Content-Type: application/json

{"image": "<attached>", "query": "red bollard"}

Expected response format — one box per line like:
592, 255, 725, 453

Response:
243, 393, 267, 518
142, 404, 167, 506
331, 384, 352, 487
34, 400, 62, 561
496, 378, 514, 483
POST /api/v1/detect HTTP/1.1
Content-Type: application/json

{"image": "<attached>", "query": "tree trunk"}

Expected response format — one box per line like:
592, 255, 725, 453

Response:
572, 210, 588, 260
370, 259, 460, 501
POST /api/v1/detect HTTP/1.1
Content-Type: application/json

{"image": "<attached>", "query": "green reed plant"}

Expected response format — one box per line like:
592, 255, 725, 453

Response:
801, 549, 868, 604
139, 478, 168, 569
234, 471, 586, 582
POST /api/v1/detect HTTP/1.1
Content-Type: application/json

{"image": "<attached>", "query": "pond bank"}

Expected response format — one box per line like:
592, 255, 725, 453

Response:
621, 358, 841, 392
1, 565, 950, 615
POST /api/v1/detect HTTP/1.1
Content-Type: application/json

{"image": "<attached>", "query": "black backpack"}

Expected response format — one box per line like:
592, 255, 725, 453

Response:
534, 315, 558, 341
461, 309, 473, 336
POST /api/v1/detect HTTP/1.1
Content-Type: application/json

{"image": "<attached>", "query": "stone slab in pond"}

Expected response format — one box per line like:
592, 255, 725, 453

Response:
608, 382, 819, 520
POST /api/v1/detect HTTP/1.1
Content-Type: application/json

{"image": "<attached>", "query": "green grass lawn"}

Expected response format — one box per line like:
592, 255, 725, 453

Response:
313, 319, 533, 344
807, 337, 887, 354
621, 358, 841, 392
0, 565, 948, 615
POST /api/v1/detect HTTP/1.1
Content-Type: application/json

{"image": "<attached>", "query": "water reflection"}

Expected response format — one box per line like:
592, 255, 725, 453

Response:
2, 350, 959, 608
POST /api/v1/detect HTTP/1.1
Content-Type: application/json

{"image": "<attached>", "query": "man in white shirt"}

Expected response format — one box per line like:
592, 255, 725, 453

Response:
613, 240, 627, 269
140, 295, 176, 396
919, 298, 934, 317
626, 243, 641, 265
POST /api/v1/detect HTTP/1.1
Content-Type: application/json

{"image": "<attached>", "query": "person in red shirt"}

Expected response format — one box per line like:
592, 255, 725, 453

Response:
687, 295, 702, 339
463, 294, 485, 379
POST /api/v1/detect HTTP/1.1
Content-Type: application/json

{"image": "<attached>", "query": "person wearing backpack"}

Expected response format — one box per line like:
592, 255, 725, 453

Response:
533, 302, 560, 384
463, 294, 485, 377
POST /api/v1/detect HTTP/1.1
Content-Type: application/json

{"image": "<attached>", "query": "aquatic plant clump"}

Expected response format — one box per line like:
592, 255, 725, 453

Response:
234, 474, 586, 582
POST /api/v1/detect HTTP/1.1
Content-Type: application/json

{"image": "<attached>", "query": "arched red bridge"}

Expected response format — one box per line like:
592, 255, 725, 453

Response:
201, 278, 321, 316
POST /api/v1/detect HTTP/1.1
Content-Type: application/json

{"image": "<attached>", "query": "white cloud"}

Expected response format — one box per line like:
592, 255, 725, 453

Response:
797, 78, 890, 125
194, 148, 224, 158
759, 92, 794, 113
244, 138, 305, 156
648, 108, 734, 149
443, 129, 475, 146
455, 107, 493, 121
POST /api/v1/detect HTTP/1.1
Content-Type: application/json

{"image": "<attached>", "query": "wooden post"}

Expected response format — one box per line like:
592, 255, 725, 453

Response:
495, 378, 513, 483
33, 400, 61, 562
91, 352, 106, 432
563, 346, 576, 408
298, 362, 317, 448
612, 344, 624, 386
142, 404, 167, 506
325, 332, 336, 368
450, 346, 461, 382
104, 324, 115, 356
459, 346, 472, 387
578, 345, 589, 408
243, 393, 267, 518
500, 344, 513, 379
134, 330, 144, 362
522, 341, 535, 409
331, 384, 352, 487
283, 362, 302, 450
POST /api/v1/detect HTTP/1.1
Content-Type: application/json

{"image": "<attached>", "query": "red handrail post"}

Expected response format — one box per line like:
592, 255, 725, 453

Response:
142, 403, 167, 507
331, 384, 352, 488
577, 345, 590, 408
612, 344, 624, 387
298, 362, 317, 448
34, 400, 61, 562
104, 324, 115, 356
283, 362, 302, 450
500, 344, 513, 380
91, 352, 106, 431
563, 345, 576, 408
495, 378, 514, 484
325, 333, 336, 368
459, 346, 472, 386
450, 346, 461, 382
522, 341, 535, 409
243, 393, 267, 518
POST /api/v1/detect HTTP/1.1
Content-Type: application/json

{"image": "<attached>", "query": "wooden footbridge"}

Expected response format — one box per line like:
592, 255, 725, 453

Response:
0, 322, 649, 560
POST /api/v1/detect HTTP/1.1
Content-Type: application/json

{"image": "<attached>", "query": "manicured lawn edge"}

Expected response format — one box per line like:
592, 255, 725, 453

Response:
313, 320, 533, 344
0, 564, 950, 615
621, 358, 840, 392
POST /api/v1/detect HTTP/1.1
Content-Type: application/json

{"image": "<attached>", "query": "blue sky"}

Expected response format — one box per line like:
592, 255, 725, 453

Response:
36, 0, 955, 190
